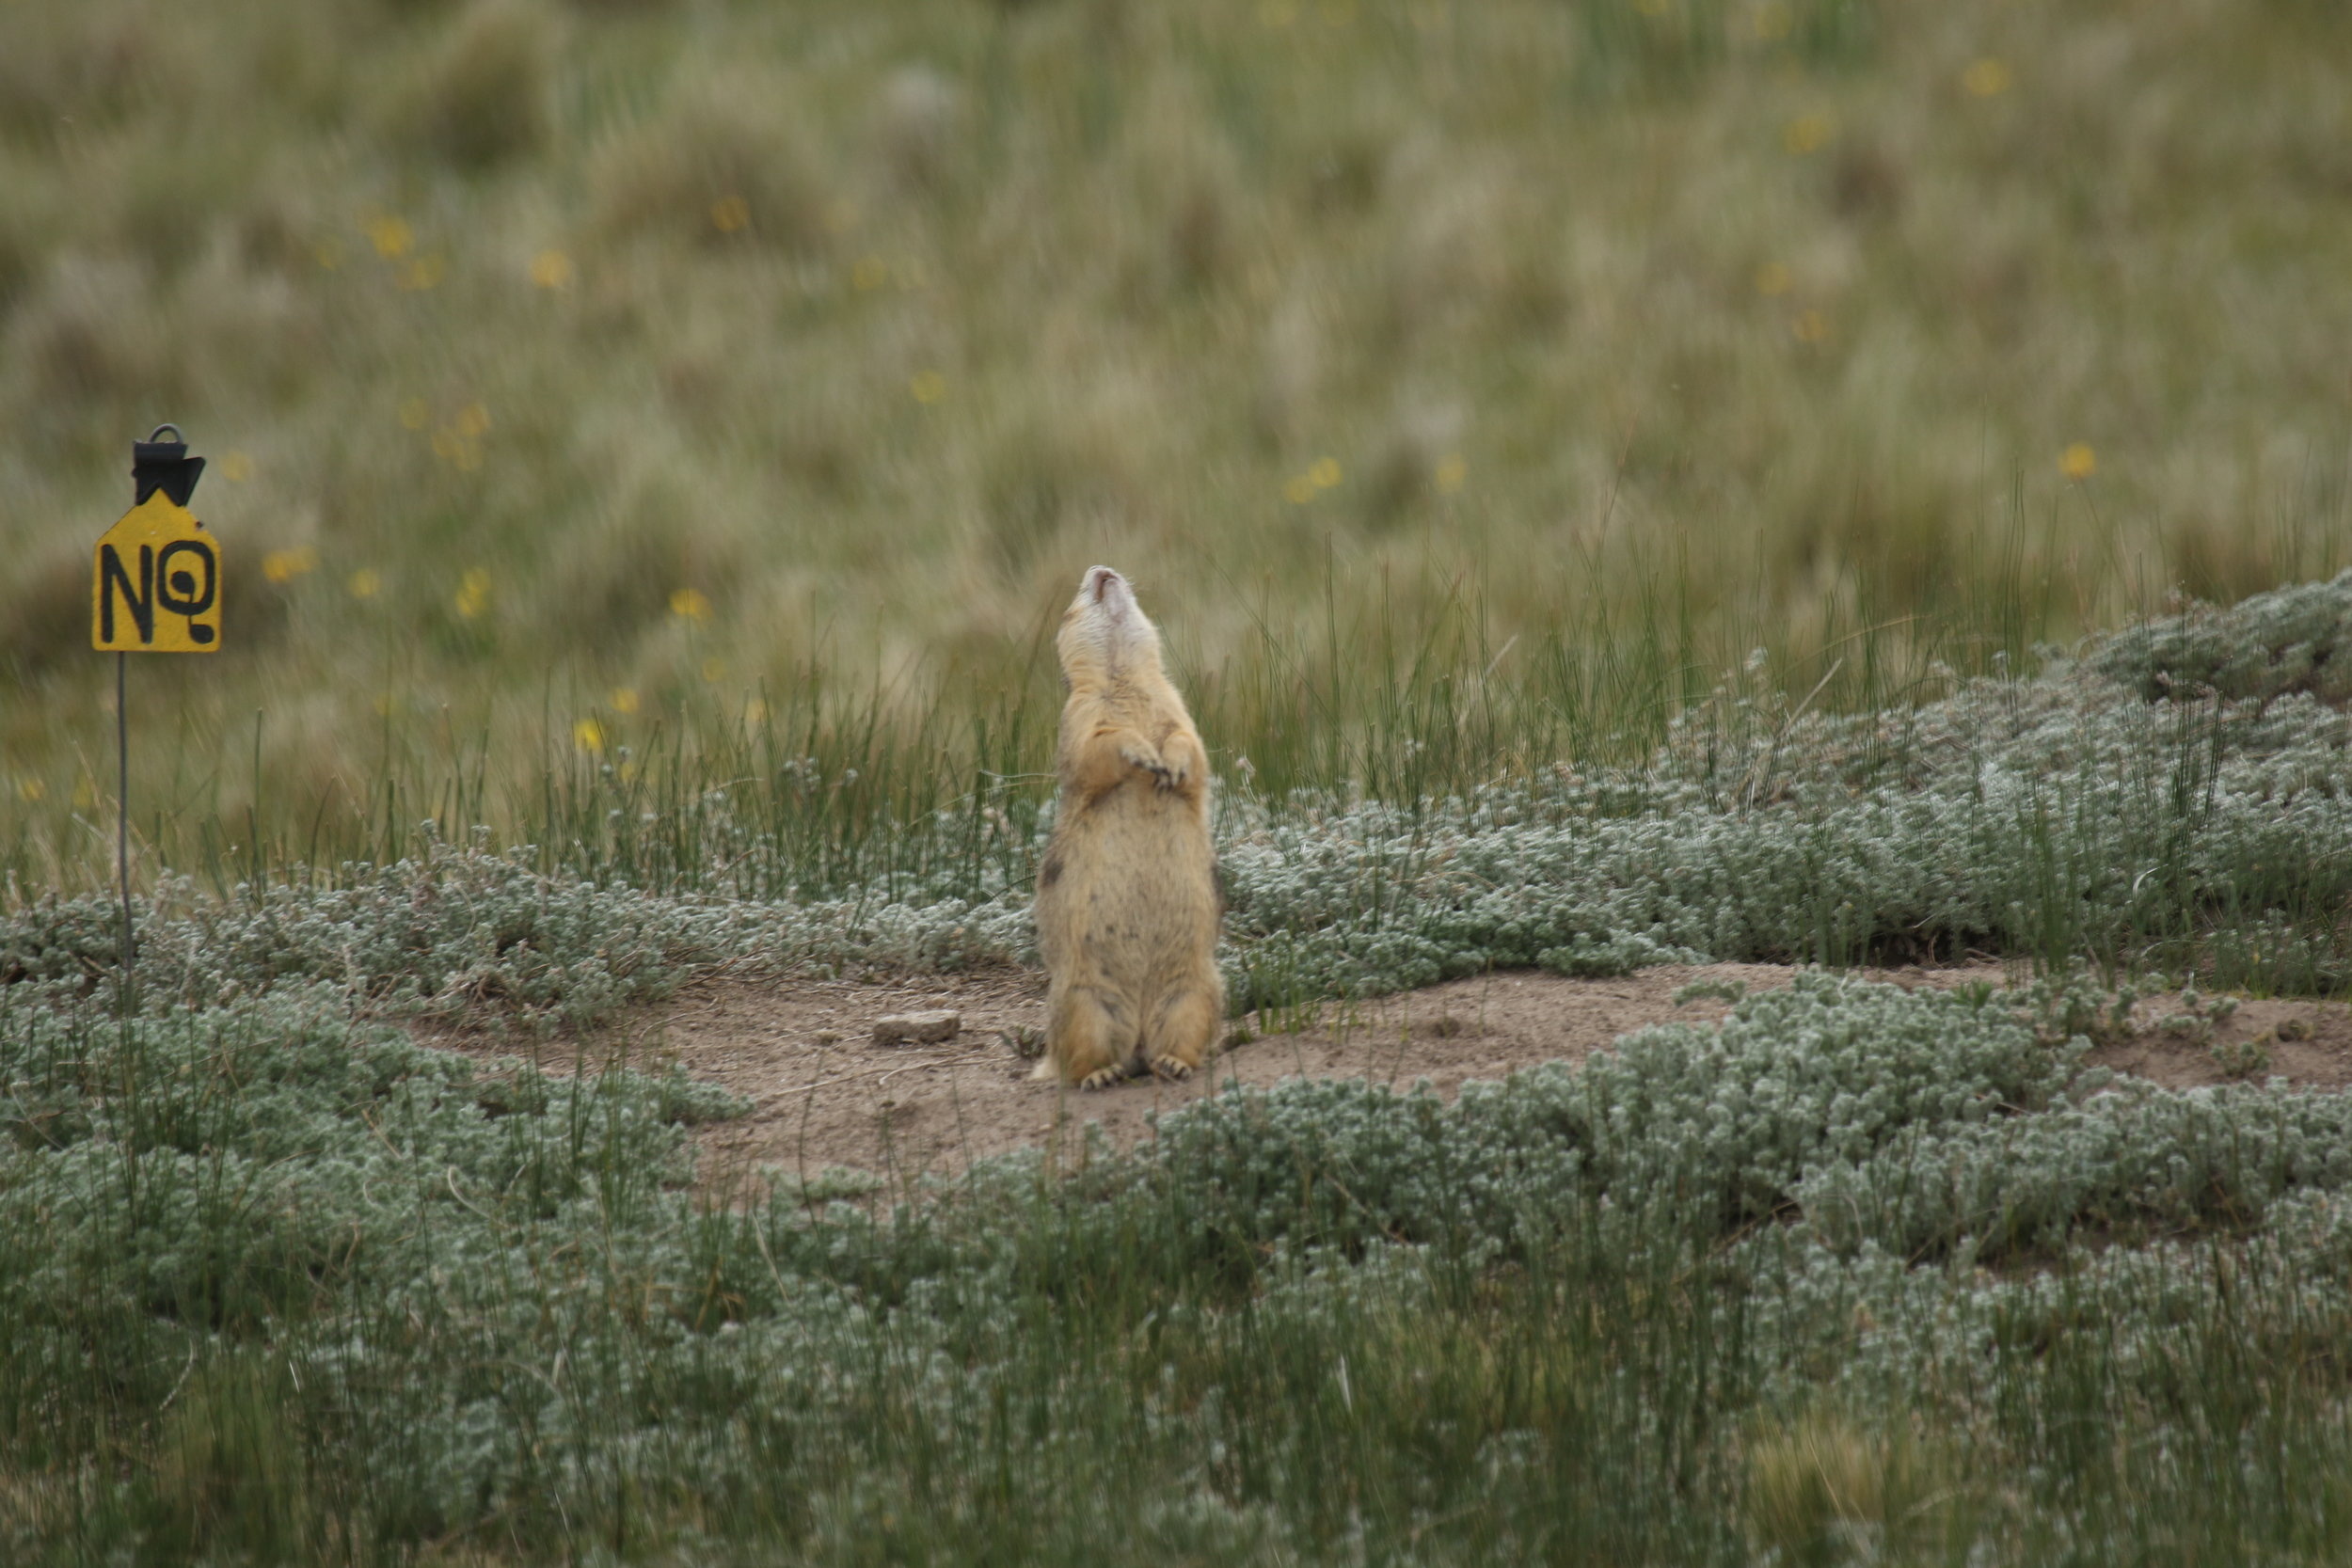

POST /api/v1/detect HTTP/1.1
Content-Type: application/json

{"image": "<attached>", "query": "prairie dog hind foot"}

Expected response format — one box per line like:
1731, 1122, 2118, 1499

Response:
1027, 1055, 1129, 1090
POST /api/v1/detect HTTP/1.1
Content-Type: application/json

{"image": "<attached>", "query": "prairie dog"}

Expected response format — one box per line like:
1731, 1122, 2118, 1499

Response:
1032, 565, 1224, 1088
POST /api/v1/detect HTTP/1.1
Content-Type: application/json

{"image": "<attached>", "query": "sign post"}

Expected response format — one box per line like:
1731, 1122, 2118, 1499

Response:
92, 426, 217, 980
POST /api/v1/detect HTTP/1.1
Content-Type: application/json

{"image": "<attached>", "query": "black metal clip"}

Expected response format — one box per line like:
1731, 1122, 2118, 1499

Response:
132, 423, 206, 508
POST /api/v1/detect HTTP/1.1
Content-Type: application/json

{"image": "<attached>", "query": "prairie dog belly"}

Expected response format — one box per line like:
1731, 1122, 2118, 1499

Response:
1045, 782, 1217, 988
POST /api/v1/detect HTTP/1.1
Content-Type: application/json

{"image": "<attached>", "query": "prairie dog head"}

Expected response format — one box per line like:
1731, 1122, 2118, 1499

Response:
1057, 565, 1162, 687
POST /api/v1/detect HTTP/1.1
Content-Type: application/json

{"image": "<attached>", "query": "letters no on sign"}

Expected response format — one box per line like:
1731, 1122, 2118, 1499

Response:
92, 492, 221, 653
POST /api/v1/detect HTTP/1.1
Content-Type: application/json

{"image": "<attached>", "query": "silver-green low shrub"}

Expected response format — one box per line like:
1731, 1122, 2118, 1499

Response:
8, 578, 2352, 1028
2087, 567, 2352, 704
10, 962, 2352, 1558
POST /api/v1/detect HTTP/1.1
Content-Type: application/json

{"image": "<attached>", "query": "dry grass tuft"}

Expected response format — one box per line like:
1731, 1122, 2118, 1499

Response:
592, 74, 836, 255
1744, 1407, 1950, 1560
387, 0, 560, 170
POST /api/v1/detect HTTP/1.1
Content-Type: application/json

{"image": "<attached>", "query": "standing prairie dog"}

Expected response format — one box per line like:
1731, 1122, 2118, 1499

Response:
1033, 565, 1225, 1088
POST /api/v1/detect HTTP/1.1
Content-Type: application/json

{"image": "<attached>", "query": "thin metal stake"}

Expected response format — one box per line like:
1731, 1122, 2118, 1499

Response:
117, 649, 134, 976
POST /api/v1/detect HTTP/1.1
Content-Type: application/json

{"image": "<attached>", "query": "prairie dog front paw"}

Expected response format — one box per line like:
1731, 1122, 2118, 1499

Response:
1118, 739, 1172, 784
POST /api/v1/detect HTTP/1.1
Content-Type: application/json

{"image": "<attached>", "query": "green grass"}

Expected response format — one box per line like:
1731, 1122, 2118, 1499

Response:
7, 0, 2352, 876
9, 544, 1985, 898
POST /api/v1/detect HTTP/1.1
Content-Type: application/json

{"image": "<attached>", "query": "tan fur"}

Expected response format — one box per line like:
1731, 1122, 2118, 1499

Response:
1032, 565, 1224, 1089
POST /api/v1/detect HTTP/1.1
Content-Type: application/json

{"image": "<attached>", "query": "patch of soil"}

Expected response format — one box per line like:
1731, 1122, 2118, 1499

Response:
439, 965, 2352, 1194
2082, 993, 2352, 1091
657, 961, 1801, 1193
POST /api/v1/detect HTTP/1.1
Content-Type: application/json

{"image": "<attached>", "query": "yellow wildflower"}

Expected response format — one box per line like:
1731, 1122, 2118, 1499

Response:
670, 588, 712, 622
1783, 112, 1836, 155
1754, 262, 1793, 297
710, 195, 750, 233
1963, 58, 2011, 98
348, 569, 382, 599
1434, 454, 1467, 494
2060, 443, 2097, 480
366, 214, 413, 260
453, 568, 491, 620
611, 688, 641, 715
910, 370, 946, 404
530, 249, 574, 290
573, 719, 605, 753
219, 451, 254, 483
262, 547, 319, 584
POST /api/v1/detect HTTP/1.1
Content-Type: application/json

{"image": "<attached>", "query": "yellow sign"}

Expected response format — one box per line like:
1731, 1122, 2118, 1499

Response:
92, 493, 221, 652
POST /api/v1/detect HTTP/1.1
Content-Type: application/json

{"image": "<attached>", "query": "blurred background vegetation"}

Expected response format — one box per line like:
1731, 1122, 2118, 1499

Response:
4, 0, 2350, 889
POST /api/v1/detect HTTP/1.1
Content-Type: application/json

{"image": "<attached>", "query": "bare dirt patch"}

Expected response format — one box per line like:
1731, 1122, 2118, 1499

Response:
435, 965, 2352, 1192
454, 961, 2345, 1191
2082, 993, 2352, 1091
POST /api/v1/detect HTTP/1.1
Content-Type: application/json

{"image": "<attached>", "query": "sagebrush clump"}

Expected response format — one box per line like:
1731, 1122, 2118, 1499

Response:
11, 958, 2352, 1560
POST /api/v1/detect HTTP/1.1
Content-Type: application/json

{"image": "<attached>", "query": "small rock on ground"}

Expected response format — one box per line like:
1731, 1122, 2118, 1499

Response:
872, 1009, 961, 1046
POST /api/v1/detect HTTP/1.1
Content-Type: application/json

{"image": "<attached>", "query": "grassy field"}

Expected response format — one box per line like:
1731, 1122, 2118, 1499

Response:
8, 2, 2352, 1562
5, 0, 2352, 887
